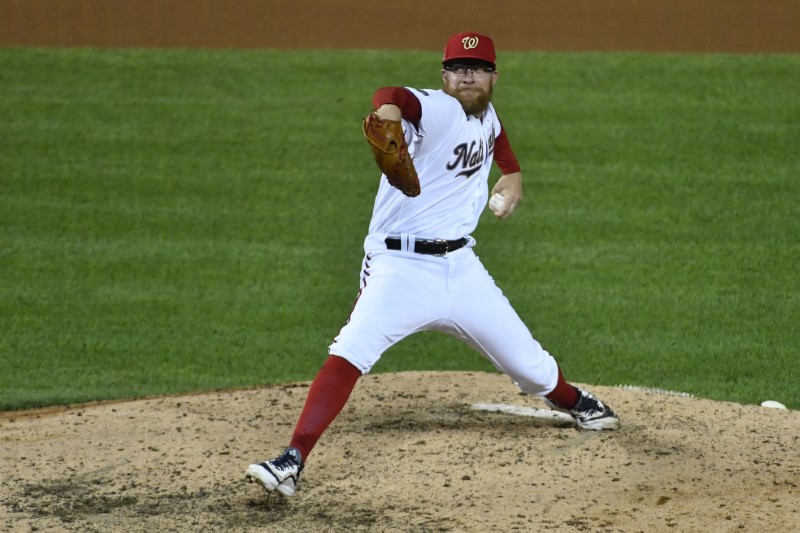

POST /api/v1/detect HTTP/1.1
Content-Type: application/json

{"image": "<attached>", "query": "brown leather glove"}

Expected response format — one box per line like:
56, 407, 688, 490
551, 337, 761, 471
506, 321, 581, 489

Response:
362, 112, 421, 197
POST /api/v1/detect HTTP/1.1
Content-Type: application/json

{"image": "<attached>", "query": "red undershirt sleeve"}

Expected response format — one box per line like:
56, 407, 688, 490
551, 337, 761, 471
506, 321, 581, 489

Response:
372, 87, 422, 130
493, 129, 521, 175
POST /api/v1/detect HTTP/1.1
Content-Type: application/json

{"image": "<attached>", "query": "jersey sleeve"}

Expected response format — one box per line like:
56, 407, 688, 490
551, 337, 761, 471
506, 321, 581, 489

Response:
372, 87, 422, 130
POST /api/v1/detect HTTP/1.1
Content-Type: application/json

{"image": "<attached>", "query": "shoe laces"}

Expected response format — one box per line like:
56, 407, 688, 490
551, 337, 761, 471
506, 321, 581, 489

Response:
271, 449, 301, 473
575, 392, 604, 417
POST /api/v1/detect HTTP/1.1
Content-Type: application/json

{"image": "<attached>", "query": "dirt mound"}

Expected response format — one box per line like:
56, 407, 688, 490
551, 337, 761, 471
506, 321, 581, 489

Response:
1, 371, 798, 531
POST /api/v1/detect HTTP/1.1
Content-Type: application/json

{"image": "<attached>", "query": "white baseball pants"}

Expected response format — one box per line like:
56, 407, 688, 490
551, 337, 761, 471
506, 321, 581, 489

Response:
328, 246, 559, 396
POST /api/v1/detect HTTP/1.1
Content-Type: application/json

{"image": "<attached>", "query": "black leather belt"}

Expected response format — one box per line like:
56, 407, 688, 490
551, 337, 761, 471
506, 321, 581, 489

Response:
385, 237, 468, 256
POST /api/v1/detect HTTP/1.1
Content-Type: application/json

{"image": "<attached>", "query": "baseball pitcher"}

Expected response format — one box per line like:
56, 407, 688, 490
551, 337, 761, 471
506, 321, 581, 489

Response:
246, 32, 620, 498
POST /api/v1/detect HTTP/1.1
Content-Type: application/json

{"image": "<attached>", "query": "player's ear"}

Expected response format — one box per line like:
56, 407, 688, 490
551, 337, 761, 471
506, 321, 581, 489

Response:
441, 69, 448, 82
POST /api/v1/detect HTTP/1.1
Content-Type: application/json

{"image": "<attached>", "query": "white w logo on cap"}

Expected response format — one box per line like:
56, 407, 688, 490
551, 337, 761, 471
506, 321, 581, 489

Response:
461, 36, 479, 50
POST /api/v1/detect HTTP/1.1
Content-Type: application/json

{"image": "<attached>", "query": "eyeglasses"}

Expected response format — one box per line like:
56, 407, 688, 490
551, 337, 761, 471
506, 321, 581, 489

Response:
444, 64, 495, 76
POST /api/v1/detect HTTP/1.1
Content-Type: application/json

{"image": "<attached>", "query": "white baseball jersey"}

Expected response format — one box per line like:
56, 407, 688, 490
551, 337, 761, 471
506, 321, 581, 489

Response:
330, 87, 559, 398
363, 88, 500, 252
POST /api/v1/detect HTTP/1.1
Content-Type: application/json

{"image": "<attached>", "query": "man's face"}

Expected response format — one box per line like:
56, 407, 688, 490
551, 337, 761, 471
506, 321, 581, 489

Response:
441, 63, 499, 116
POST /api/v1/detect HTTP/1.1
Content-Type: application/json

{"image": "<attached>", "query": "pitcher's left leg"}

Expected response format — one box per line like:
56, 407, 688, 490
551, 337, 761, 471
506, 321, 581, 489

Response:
447, 251, 620, 430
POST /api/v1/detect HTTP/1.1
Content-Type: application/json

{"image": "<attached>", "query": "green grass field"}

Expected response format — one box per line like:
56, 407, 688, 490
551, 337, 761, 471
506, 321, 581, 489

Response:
1, 48, 798, 410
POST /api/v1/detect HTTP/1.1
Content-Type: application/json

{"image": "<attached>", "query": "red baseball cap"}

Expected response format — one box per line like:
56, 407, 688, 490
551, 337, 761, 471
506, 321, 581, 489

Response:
442, 32, 496, 66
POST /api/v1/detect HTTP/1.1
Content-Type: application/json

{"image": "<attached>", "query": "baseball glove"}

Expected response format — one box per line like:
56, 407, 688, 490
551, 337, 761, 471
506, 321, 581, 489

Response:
362, 112, 421, 197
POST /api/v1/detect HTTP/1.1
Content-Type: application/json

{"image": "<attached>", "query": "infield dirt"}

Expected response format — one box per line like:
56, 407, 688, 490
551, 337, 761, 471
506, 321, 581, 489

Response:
2, 371, 799, 531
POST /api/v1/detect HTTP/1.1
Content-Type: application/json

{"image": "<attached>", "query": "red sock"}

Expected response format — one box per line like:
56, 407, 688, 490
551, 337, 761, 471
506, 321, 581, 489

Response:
545, 365, 580, 409
289, 355, 361, 463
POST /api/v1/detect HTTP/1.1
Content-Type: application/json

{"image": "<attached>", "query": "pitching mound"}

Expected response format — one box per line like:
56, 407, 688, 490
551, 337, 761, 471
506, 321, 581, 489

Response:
1, 371, 797, 531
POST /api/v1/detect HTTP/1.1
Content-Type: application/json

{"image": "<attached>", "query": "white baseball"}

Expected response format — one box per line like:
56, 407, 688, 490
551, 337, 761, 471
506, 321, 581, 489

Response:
488, 192, 505, 214
760, 400, 788, 410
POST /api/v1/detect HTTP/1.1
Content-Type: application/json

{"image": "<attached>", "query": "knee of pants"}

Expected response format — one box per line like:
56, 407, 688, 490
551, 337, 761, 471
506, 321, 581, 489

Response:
327, 343, 379, 374
502, 357, 560, 397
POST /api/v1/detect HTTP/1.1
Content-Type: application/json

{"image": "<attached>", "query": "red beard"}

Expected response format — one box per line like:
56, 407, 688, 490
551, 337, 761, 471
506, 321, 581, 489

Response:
445, 85, 493, 115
